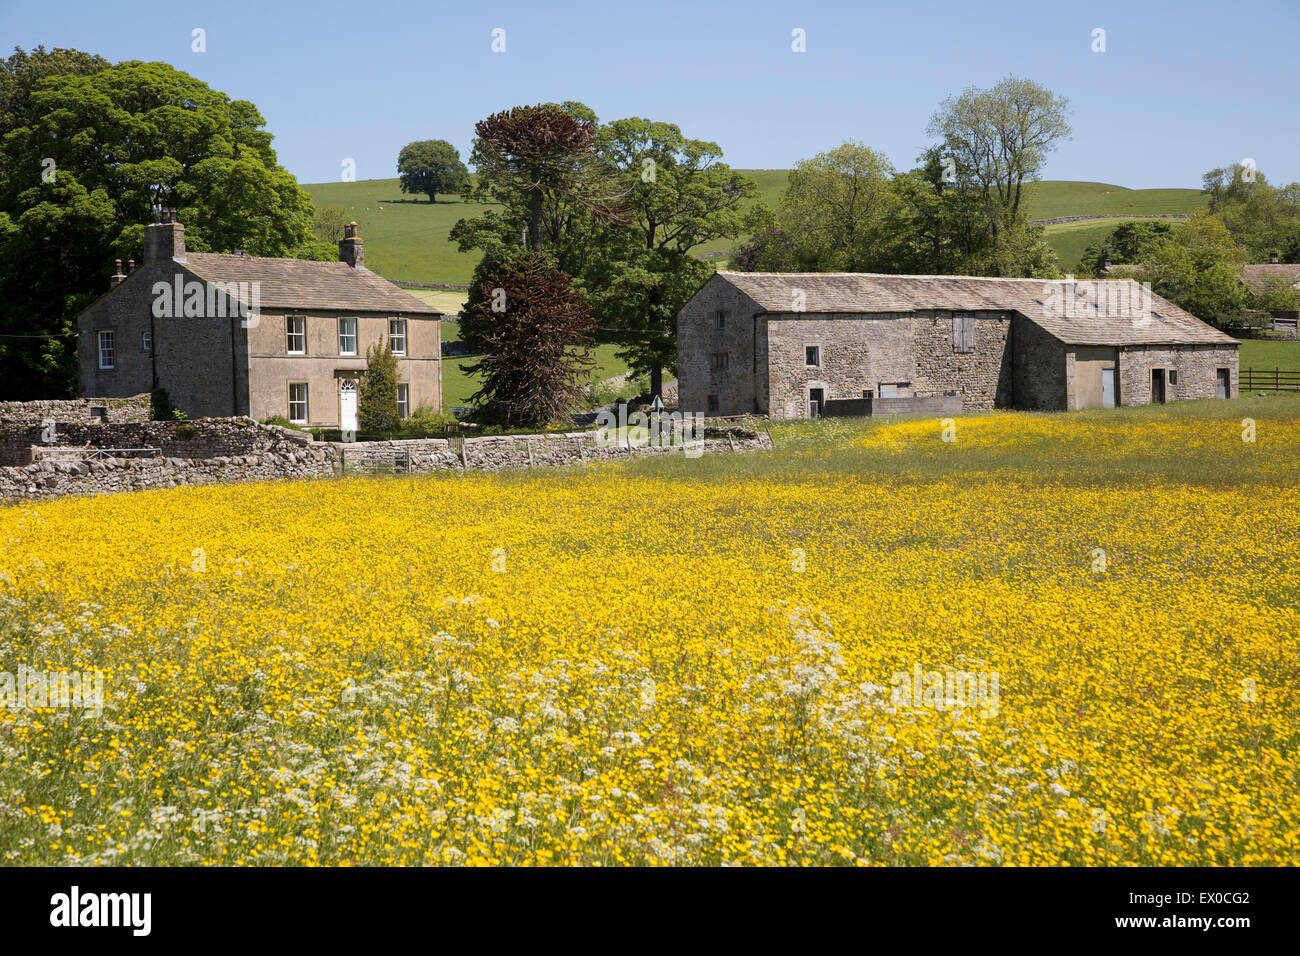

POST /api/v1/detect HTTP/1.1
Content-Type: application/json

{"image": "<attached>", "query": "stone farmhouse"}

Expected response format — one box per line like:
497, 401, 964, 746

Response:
677, 271, 1239, 418
77, 217, 441, 429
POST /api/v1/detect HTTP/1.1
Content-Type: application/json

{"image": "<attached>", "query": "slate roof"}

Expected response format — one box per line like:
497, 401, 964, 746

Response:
178, 254, 439, 315
1240, 263, 1300, 294
714, 271, 1236, 347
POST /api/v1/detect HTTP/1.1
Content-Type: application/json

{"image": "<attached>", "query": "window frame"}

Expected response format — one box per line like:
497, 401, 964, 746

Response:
389, 318, 407, 355
397, 383, 409, 420
286, 315, 306, 354
288, 382, 309, 424
97, 330, 115, 370
706, 394, 719, 414
710, 351, 729, 372
141, 331, 152, 351
805, 344, 821, 368
338, 317, 358, 356
714, 310, 727, 331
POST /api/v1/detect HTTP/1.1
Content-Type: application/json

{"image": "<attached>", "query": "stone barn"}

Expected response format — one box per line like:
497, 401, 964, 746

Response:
676, 272, 1239, 417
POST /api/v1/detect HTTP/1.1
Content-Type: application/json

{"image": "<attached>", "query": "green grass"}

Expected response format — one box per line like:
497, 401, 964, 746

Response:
441, 342, 631, 409
1042, 217, 1150, 273
1239, 338, 1300, 370
628, 393, 1300, 488
401, 288, 469, 316
1022, 181, 1206, 219
306, 176, 1209, 285
304, 171, 789, 285
385, 285, 633, 408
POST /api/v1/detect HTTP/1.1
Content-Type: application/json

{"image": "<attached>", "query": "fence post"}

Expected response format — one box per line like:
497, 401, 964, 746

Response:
526, 436, 534, 468
575, 433, 587, 463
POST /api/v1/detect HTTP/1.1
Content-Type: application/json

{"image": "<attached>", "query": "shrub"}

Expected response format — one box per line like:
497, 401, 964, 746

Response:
359, 336, 400, 432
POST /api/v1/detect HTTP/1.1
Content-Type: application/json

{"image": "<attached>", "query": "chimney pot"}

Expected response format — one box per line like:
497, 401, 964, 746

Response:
128, 259, 135, 273
339, 222, 364, 269
110, 258, 126, 288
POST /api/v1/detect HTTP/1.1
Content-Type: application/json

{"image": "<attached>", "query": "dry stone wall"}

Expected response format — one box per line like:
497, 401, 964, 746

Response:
0, 393, 151, 425
337, 426, 770, 474
0, 419, 771, 502
1, 416, 315, 466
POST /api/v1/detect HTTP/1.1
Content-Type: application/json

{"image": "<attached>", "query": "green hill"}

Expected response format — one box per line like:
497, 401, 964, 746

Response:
302, 175, 1207, 286
1023, 181, 1205, 219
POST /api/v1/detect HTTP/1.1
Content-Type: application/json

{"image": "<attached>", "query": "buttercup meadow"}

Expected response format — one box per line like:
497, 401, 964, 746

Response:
1, 398, 1297, 866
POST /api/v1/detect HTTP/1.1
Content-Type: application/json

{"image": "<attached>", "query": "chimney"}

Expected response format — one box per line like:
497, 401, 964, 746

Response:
144, 209, 185, 262
1269, 251, 1280, 264
339, 221, 364, 269
110, 258, 126, 288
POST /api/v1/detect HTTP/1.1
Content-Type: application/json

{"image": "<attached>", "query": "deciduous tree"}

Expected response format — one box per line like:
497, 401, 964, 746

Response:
0, 58, 318, 397
397, 139, 469, 203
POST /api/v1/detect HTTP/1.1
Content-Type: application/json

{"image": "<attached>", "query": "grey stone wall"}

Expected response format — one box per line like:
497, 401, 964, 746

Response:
0, 423, 771, 501
78, 261, 245, 419
676, 276, 766, 416
1, 417, 314, 467
1117, 345, 1239, 404
765, 310, 1011, 419
911, 311, 1012, 410
333, 427, 771, 474
0, 394, 151, 425
766, 314, 915, 419
1, 450, 333, 501
1012, 315, 1068, 410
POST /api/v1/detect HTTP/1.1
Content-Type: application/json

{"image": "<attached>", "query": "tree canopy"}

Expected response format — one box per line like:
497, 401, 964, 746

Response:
397, 139, 469, 203
0, 54, 319, 397
459, 249, 597, 427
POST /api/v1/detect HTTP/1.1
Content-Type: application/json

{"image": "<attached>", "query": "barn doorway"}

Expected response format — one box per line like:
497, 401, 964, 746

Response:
1216, 368, 1230, 398
1151, 368, 1166, 404
808, 388, 824, 418
1101, 368, 1116, 408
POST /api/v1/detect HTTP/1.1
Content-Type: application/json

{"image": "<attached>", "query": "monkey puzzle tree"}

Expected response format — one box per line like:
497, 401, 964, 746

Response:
459, 250, 596, 428
464, 104, 618, 253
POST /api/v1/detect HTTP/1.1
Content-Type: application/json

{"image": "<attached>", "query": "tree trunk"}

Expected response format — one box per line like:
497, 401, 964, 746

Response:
529, 187, 544, 251
650, 364, 663, 400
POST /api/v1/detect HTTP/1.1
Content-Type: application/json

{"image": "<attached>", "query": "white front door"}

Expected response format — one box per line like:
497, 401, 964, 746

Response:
339, 380, 358, 432
1101, 368, 1116, 408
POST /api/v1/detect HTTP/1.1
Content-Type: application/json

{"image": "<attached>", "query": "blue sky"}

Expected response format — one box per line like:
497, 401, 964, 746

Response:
5, 0, 1298, 188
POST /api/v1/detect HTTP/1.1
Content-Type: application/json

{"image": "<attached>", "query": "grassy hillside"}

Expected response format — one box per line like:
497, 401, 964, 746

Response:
1042, 217, 1145, 274
1023, 181, 1205, 219
304, 175, 1207, 285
